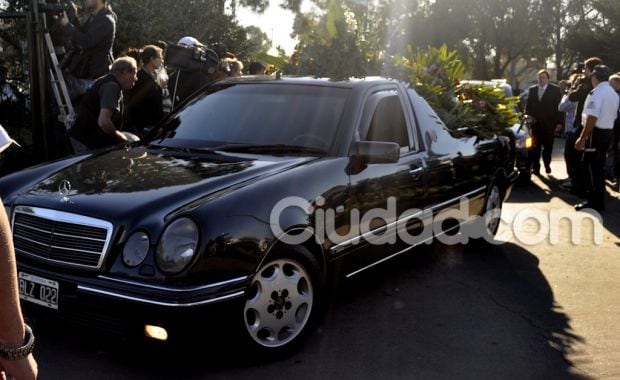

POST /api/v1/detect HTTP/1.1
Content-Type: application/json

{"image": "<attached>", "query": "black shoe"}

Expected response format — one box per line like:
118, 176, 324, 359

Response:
545, 166, 552, 174
575, 202, 604, 212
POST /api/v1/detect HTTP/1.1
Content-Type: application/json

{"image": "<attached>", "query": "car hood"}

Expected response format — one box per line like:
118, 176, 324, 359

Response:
15, 145, 315, 220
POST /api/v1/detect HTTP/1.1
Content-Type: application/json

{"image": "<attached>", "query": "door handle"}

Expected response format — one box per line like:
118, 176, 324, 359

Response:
409, 167, 423, 181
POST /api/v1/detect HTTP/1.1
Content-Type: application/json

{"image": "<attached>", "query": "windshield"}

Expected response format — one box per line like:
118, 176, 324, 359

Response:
151, 83, 350, 153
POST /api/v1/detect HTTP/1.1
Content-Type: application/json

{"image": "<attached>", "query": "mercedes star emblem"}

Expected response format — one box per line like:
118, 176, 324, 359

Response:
59, 180, 72, 203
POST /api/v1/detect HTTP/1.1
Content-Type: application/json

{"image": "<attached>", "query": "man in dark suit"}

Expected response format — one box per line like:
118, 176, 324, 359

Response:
525, 70, 564, 175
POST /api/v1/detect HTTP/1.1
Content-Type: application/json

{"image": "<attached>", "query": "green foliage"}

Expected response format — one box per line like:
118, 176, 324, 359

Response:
390, 45, 519, 138
457, 83, 521, 139
112, 0, 270, 60
290, 0, 380, 79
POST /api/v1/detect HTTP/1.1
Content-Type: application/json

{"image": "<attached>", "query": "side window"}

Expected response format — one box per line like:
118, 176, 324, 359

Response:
362, 93, 410, 150
407, 88, 476, 156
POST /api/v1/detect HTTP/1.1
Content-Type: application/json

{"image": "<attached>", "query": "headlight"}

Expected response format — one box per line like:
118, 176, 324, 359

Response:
156, 218, 199, 274
122, 231, 150, 267
515, 136, 533, 149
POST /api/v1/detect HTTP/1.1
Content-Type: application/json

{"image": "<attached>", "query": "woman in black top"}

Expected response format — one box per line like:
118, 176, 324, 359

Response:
126, 45, 165, 138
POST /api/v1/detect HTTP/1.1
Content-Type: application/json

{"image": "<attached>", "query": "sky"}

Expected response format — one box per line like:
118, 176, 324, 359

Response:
235, 4, 299, 55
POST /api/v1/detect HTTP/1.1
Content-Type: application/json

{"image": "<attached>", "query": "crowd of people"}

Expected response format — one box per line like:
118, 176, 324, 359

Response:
50, 0, 267, 154
524, 57, 620, 212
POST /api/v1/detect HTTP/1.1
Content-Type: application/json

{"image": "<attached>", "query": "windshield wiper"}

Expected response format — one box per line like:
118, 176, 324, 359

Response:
147, 144, 218, 155
216, 144, 327, 156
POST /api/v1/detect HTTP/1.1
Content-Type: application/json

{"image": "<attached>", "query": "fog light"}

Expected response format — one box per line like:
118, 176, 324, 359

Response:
144, 325, 168, 341
525, 137, 533, 149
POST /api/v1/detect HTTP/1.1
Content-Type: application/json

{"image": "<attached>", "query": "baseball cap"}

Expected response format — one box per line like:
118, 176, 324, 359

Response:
0, 124, 20, 154
177, 36, 204, 47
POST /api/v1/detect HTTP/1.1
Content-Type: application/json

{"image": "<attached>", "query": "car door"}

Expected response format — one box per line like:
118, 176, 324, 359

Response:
336, 86, 428, 274
408, 88, 488, 224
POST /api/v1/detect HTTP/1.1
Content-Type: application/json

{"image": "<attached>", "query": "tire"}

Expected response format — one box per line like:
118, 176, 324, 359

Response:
241, 245, 323, 356
518, 170, 531, 184
481, 181, 503, 237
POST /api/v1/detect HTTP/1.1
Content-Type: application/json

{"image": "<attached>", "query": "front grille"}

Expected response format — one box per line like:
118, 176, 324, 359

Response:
12, 206, 113, 270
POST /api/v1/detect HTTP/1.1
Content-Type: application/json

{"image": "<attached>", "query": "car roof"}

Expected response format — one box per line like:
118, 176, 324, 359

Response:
214, 76, 399, 90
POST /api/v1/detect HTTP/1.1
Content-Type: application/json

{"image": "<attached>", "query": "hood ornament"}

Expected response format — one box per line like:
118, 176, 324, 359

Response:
58, 180, 73, 203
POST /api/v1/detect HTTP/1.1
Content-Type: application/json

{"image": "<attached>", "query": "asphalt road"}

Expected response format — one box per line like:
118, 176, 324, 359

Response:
25, 138, 620, 379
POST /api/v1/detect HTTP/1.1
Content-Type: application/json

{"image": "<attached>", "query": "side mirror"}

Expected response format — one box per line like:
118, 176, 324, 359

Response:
350, 141, 400, 164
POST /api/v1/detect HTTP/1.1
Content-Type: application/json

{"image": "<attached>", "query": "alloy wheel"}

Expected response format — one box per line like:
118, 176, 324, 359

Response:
484, 184, 502, 236
244, 258, 314, 348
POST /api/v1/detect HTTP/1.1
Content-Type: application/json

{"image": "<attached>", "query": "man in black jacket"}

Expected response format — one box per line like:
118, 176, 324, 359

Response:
525, 70, 564, 175
60, 0, 116, 81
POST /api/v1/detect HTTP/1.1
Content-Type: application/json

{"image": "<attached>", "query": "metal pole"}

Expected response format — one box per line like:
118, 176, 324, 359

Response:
28, 0, 50, 161
25, 7, 41, 160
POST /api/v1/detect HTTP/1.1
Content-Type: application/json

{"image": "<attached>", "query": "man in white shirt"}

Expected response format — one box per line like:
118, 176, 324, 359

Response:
575, 65, 620, 211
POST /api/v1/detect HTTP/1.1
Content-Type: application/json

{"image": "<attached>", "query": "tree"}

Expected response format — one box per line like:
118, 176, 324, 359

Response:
286, 0, 381, 78
422, 0, 548, 80
112, 0, 270, 60
565, 0, 620, 69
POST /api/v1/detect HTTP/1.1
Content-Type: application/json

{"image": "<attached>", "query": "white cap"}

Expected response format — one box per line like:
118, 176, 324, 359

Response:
0, 124, 20, 154
178, 36, 204, 47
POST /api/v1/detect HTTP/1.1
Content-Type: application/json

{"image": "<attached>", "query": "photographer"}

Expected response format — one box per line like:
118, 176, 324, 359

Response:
69, 57, 138, 153
59, 0, 117, 88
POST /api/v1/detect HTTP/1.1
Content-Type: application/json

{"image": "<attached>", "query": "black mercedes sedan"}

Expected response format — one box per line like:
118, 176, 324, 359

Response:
0, 77, 517, 353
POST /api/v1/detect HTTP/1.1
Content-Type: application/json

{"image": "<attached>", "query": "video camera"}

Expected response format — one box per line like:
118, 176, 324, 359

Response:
39, 0, 77, 20
38, 0, 77, 19
165, 44, 221, 75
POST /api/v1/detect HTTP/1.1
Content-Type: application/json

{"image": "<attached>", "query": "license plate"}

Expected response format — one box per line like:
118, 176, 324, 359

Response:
18, 272, 59, 310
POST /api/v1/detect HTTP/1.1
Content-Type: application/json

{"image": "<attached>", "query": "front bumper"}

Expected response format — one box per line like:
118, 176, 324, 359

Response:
515, 147, 532, 173
17, 261, 249, 339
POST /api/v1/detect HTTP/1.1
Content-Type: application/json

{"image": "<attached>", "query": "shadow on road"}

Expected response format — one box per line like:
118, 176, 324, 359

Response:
31, 241, 589, 379
520, 172, 620, 244
515, 136, 620, 242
